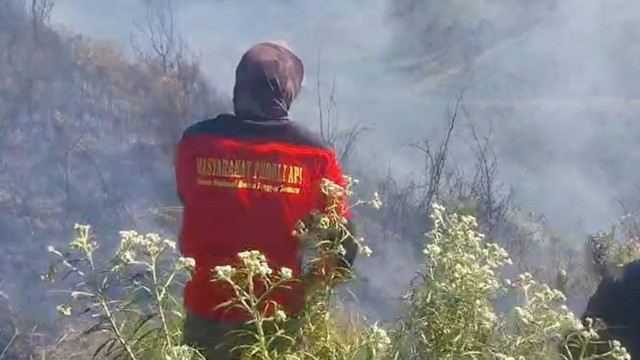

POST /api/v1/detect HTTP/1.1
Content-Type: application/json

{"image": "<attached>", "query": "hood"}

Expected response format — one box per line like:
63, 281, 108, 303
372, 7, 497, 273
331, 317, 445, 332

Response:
232, 42, 304, 120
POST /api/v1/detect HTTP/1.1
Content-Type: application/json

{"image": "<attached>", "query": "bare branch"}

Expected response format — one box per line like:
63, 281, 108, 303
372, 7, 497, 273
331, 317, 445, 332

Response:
29, 0, 55, 43
317, 51, 325, 142
315, 54, 368, 165
65, 132, 86, 218
469, 122, 493, 221
615, 198, 631, 216
409, 85, 466, 208
336, 124, 370, 165
130, 0, 186, 74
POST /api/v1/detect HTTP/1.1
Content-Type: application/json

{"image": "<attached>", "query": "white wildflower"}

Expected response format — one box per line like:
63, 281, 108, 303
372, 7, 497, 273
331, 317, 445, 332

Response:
238, 250, 266, 263
370, 323, 391, 352
318, 215, 331, 229
146, 233, 161, 244
237, 250, 273, 276
162, 239, 176, 250
369, 192, 382, 210
257, 262, 273, 276
120, 250, 136, 264
214, 265, 235, 279
47, 245, 63, 257
177, 257, 196, 272
56, 304, 72, 316
320, 178, 346, 197
280, 267, 293, 280
274, 309, 287, 322
166, 345, 201, 360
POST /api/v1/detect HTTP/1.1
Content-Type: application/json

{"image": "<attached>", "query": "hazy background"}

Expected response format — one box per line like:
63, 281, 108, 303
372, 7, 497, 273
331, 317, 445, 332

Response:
50, 0, 640, 239
0, 1, 638, 353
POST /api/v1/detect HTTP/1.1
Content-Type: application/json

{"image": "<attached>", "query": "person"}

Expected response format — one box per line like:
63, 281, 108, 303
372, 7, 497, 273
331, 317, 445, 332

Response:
174, 41, 358, 359
579, 258, 640, 359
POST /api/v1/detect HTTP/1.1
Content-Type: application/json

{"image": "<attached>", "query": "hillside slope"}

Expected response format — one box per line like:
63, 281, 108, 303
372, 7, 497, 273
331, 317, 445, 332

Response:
0, 1, 228, 329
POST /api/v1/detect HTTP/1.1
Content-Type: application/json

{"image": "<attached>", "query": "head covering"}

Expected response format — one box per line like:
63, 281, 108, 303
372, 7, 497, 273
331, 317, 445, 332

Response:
232, 41, 304, 120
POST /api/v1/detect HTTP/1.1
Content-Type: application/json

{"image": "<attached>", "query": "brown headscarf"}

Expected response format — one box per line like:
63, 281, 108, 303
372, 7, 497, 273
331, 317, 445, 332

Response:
232, 42, 304, 120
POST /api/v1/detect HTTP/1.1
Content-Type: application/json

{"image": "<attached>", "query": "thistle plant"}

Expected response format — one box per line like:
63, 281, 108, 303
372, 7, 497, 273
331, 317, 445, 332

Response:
40, 175, 386, 360
560, 318, 631, 360
207, 176, 390, 360
390, 203, 630, 360
43, 224, 203, 360
390, 204, 511, 359
209, 250, 299, 359
287, 176, 390, 360
39, 178, 634, 360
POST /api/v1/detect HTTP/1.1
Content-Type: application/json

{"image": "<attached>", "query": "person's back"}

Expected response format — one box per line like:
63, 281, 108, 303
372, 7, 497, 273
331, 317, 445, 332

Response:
174, 41, 357, 359
581, 259, 640, 358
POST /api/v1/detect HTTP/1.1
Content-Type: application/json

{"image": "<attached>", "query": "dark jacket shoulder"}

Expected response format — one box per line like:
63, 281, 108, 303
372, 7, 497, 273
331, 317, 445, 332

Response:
180, 114, 328, 150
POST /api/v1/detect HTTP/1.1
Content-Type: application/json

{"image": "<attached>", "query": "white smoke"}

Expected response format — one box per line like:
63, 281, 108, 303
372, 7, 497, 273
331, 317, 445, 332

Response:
48, 0, 640, 320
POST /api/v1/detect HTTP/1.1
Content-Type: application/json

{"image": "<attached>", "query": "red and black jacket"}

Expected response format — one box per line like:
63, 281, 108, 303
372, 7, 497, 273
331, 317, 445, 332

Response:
175, 114, 357, 322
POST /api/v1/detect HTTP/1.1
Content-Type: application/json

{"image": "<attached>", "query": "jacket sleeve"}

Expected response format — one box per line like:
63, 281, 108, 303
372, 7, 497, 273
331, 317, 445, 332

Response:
324, 152, 358, 270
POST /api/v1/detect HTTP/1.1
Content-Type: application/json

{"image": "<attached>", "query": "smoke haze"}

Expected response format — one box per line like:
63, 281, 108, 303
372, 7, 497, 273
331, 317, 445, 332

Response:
51, 0, 640, 238
0, 0, 616, 326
